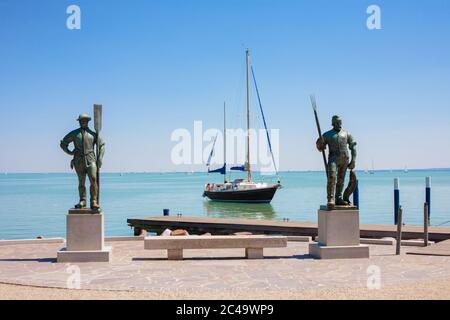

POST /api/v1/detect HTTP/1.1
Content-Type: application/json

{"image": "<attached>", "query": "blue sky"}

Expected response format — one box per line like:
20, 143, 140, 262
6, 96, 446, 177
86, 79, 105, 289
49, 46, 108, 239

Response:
0, 0, 449, 172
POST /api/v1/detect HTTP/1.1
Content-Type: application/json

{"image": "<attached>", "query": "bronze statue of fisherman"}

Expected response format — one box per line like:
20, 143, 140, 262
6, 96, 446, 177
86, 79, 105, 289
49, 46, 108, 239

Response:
316, 115, 357, 210
60, 113, 105, 210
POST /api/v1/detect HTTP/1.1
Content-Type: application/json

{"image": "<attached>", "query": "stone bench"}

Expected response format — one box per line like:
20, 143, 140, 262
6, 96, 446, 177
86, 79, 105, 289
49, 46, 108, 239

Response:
144, 235, 288, 260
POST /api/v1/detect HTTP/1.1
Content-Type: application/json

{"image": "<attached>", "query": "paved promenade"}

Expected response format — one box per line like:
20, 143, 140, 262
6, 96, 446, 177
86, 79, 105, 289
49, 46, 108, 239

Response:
1, 240, 450, 299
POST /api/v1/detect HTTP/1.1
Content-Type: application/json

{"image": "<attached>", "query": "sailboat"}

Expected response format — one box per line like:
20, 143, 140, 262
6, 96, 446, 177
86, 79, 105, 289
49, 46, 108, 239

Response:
202, 49, 281, 203
369, 160, 375, 174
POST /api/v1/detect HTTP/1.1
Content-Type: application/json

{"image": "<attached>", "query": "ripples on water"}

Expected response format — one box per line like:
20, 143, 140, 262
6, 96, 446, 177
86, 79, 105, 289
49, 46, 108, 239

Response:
0, 170, 449, 239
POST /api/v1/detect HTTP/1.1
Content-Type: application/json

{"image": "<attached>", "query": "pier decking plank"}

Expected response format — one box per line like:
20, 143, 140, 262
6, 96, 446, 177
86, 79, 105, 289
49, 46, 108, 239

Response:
127, 216, 450, 242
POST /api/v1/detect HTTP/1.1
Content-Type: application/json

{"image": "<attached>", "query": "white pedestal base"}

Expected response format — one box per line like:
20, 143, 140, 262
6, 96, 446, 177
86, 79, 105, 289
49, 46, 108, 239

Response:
318, 208, 360, 246
57, 246, 112, 263
309, 243, 369, 259
57, 210, 111, 263
309, 207, 370, 259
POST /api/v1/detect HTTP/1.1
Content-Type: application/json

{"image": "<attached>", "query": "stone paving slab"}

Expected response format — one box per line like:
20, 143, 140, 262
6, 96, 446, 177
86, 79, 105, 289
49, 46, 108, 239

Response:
0, 241, 449, 293
407, 239, 450, 256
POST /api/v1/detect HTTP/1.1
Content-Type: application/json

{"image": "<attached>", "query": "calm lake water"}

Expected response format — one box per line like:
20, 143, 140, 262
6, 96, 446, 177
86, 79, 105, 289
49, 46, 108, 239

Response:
0, 170, 449, 239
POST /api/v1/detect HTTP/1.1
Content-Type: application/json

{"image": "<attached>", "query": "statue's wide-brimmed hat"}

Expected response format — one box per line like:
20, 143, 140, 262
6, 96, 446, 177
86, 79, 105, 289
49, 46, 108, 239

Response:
76, 113, 91, 122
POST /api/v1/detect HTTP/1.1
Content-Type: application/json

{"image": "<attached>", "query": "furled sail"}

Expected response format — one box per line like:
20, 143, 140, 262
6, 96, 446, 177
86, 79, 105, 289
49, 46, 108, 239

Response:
206, 133, 218, 167
206, 133, 226, 175
208, 164, 226, 175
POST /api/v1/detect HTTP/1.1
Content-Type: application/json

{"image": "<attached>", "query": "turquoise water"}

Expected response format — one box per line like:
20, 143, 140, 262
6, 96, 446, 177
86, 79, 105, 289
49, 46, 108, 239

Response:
0, 170, 449, 240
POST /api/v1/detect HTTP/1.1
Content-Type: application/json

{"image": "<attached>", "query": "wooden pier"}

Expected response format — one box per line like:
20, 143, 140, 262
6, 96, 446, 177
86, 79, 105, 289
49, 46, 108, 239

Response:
127, 216, 450, 242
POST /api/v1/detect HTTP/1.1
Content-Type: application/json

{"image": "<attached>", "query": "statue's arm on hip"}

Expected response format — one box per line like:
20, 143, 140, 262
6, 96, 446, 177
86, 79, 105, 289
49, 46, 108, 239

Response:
60, 132, 75, 156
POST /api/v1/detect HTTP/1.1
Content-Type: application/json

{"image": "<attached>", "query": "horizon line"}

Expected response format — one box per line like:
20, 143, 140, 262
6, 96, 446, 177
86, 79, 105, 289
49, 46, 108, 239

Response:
2, 168, 450, 175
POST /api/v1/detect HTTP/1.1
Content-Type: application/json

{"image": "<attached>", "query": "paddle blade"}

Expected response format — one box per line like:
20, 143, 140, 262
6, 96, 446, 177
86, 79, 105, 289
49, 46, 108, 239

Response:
94, 104, 102, 132
310, 95, 317, 111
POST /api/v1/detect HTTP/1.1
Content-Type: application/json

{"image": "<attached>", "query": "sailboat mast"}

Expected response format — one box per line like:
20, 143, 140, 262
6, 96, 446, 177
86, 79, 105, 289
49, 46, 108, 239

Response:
246, 49, 252, 182
223, 101, 227, 183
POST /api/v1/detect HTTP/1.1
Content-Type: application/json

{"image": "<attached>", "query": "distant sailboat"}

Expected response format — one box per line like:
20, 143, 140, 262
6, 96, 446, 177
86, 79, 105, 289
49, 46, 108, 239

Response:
369, 160, 375, 174
404, 165, 408, 173
203, 49, 281, 203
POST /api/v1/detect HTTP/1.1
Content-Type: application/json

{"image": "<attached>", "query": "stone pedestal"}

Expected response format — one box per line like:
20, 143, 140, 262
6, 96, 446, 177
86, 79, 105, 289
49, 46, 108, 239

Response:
57, 209, 111, 263
309, 207, 369, 259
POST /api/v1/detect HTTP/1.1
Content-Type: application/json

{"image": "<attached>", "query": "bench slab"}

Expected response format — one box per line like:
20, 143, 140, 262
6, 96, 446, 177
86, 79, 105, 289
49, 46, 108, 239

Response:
144, 235, 287, 250
144, 235, 287, 260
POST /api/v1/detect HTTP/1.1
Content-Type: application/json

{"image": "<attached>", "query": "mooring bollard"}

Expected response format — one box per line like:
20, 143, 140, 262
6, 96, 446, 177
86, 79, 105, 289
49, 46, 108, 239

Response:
353, 179, 359, 208
163, 208, 170, 216
394, 178, 400, 225
426, 177, 431, 224
396, 206, 403, 255
424, 202, 429, 247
